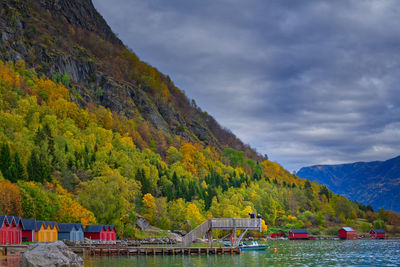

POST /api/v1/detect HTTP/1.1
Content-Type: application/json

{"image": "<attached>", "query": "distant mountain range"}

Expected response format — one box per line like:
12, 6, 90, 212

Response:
297, 156, 400, 212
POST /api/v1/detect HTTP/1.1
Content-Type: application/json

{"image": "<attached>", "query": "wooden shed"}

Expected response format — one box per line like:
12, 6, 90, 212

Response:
0, 215, 10, 245
84, 225, 107, 241
0, 215, 22, 245
288, 229, 309, 240
58, 223, 84, 242
7, 216, 22, 244
105, 225, 116, 241
370, 229, 386, 239
21, 219, 36, 242
49, 222, 59, 242
35, 221, 47, 242
13, 217, 23, 244
338, 227, 355, 240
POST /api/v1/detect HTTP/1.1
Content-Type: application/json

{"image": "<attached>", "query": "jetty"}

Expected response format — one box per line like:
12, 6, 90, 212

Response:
182, 218, 262, 247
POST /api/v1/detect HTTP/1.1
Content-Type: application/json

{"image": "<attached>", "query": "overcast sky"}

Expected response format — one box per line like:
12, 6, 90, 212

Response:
92, 0, 400, 171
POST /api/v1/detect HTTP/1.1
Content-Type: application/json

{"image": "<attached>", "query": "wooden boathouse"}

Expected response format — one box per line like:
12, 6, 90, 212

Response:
288, 229, 309, 240
369, 229, 386, 239
338, 227, 355, 240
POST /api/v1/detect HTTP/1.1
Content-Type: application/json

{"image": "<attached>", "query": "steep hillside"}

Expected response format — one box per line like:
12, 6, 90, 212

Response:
0, 0, 261, 161
0, 0, 399, 237
298, 156, 400, 212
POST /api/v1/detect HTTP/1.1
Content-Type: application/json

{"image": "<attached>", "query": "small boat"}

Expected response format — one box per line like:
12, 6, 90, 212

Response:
239, 241, 269, 251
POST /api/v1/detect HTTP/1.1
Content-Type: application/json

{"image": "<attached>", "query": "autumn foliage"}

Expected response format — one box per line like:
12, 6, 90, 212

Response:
0, 60, 398, 238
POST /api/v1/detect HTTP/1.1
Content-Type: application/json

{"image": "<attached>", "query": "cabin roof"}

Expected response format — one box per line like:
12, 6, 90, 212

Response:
105, 225, 115, 231
36, 221, 45, 229
21, 219, 36, 230
290, 229, 308, 234
58, 223, 78, 232
74, 224, 84, 230
14, 217, 21, 225
341, 227, 354, 232
372, 229, 385, 234
6, 216, 15, 226
85, 225, 105, 233
0, 215, 8, 226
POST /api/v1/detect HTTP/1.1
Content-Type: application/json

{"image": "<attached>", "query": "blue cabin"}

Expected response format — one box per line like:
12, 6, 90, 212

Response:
58, 223, 84, 242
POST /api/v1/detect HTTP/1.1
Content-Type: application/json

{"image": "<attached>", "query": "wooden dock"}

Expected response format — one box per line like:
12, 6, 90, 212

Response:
1, 244, 241, 256
83, 246, 241, 256
0, 245, 27, 256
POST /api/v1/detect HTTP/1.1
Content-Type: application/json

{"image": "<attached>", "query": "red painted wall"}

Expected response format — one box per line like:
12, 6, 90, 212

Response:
338, 229, 355, 239
84, 232, 101, 240
288, 232, 308, 239
85, 229, 108, 241
22, 230, 35, 242
0, 221, 7, 245
369, 230, 386, 239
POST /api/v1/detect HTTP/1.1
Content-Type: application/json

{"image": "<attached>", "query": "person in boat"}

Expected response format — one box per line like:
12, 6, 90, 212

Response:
257, 214, 262, 219
249, 212, 255, 219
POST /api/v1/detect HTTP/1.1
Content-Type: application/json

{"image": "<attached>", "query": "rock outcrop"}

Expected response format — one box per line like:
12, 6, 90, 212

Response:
0, 0, 263, 161
21, 241, 83, 267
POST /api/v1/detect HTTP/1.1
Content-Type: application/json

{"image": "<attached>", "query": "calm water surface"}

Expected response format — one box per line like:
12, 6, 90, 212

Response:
84, 240, 400, 266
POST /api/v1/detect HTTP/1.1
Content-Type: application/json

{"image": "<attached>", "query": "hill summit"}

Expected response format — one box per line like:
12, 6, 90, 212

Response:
298, 156, 400, 212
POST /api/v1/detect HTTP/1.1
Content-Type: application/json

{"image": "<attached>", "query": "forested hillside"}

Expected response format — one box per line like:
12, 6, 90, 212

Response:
0, 0, 399, 238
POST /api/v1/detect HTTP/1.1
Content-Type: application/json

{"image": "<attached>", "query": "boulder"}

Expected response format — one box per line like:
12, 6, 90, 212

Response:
168, 233, 183, 243
135, 216, 151, 231
173, 230, 187, 236
21, 241, 83, 267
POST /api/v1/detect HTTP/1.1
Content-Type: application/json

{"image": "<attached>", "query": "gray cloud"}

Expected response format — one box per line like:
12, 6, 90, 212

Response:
93, 0, 400, 171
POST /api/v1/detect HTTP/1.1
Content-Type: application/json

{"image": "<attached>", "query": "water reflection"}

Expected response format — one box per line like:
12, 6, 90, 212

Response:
2, 240, 399, 266
84, 240, 400, 267
0, 255, 21, 267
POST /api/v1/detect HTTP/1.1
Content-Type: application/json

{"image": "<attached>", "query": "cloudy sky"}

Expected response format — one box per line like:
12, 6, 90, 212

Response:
92, 0, 400, 171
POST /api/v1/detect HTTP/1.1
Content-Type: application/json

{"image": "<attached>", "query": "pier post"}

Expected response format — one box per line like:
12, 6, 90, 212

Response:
207, 230, 213, 248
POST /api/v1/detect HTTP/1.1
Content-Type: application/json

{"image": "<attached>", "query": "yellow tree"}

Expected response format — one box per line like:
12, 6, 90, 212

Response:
0, 180, 23, 216
142, 193, 156, 224
186, 203, 204, 228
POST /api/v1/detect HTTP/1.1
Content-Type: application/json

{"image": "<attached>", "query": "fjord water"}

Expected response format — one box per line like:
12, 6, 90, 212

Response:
84, 240, 400, 266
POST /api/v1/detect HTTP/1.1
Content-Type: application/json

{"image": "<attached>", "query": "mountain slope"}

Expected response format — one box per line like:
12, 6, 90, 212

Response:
0, 0, 261, 161
297, 156, 400, 212
1, 0, 399, 237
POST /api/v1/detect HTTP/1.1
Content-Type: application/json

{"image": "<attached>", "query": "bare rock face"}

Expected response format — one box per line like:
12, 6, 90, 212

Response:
21, 241, 83, 267
135, 216, 152, 231
168, 233, 183, 243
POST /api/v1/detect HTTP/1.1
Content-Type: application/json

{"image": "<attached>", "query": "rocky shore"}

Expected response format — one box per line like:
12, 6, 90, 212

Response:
21, 241, 83, 267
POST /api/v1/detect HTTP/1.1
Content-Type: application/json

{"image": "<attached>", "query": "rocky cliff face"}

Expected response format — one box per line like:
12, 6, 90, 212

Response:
298, 155, 400, 212
0, 0, 261, 158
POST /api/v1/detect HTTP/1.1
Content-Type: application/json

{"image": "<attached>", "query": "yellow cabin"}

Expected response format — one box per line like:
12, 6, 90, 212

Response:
48, 222, 59, 242
35, 221, 58, 242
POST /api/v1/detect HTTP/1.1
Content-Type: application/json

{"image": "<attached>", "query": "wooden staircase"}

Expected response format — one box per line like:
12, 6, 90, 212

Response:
182, 218, 261, 247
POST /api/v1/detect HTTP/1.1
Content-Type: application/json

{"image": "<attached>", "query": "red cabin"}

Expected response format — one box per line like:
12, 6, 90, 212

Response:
105, 225, 116, 241
12, 216, 23, 244
84, 225, 108, 241
338, 227, 355, 240
288, 229, 309, 239
370, 229, 386, 239
270, 232, 286, 238
0, 215, 22, 245
21, 219, 37, 242
0, 215, 9, 245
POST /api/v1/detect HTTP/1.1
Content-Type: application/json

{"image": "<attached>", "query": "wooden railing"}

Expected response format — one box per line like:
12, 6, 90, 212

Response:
182, 220, 210, 247
210, 218, 261, 230
182, 218, 261, 247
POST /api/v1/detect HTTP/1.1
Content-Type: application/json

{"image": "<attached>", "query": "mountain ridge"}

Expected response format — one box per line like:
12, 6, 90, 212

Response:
0, 0, 262, 161
298, 155, 400, 212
